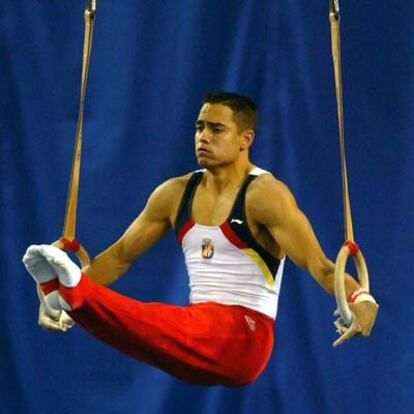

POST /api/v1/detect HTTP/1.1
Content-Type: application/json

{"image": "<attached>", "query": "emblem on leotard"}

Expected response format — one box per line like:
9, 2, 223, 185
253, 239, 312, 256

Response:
201, 238, 214, 259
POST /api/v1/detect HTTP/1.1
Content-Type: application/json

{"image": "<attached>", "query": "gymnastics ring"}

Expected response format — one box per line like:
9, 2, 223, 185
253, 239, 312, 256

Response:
52, 237, 91, 267
334, 241, 369, 326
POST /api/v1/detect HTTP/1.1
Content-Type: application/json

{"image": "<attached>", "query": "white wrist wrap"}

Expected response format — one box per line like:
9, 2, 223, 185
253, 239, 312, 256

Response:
354, 293, 377, 305
348, 288, 377, 305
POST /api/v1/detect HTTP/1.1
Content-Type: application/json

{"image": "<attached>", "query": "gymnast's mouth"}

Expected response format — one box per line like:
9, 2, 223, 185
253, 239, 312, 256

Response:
196, 148, 211, 155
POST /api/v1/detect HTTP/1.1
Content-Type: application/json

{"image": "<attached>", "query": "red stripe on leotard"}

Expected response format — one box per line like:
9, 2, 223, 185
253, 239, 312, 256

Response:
219, 221, 249, 249
177, 219, 195, 245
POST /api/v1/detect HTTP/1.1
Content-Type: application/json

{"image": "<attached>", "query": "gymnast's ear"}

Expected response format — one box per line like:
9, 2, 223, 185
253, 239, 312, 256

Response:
240, 129, 255, 151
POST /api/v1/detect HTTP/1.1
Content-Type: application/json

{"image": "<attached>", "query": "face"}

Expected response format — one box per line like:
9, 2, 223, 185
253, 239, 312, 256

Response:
194, 103, 252, 169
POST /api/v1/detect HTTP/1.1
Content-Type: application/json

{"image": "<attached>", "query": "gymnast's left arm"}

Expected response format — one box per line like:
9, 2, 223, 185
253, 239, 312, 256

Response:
81, 178, 180, 286
249, 175, 378, 342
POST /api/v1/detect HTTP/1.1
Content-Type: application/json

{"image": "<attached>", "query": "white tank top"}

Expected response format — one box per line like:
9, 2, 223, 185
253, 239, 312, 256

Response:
174, 168, 285, 319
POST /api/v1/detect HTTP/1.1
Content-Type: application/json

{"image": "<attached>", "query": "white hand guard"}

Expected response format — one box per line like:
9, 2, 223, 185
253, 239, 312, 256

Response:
36, 285, 74, 332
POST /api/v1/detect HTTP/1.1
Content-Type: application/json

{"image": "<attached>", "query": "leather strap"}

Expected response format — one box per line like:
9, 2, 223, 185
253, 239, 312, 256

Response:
54, 1, 97, 267
329, 0, 354, 243
62, 1, 96, 240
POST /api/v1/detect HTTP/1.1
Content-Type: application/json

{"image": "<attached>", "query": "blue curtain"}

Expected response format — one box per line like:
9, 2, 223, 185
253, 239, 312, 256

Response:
1, 1, 413, 413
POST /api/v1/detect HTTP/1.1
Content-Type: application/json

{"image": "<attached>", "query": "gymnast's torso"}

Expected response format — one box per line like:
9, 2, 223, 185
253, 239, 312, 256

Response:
174, 167, 285, 319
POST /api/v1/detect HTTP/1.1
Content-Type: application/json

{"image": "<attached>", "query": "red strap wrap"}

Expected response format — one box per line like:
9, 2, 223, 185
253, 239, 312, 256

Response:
40, 279, 59, 295
343, 240, 359, 256
60, 237, 81, 252
348, 288, 369, 303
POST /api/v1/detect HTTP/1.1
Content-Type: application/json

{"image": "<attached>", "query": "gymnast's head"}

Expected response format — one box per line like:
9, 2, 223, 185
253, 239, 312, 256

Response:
195, 92, 257, 169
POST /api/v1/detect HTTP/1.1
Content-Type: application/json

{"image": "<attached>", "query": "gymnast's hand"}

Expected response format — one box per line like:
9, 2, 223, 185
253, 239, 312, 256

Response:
333, 300, 379, 347
37, 285, 75, 332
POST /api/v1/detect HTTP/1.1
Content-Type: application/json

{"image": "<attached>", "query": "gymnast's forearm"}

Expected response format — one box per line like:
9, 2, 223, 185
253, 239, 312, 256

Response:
317, 263, 361, 296
81, 244, 132, 286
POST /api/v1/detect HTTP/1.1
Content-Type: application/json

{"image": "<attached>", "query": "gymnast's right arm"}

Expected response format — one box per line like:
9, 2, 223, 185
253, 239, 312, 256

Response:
82, 177, 183, 286
37, 176, 185, 330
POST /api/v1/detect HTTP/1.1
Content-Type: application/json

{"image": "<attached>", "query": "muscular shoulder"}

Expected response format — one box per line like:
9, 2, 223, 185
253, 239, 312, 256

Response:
145, 173, 193, 222
246, 173, 298, 226
152, 173, 192, 199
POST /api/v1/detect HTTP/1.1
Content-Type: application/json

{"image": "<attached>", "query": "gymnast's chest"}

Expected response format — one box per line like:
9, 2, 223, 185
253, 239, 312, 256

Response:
181, 225, 243, 260
191, 187, 239, 226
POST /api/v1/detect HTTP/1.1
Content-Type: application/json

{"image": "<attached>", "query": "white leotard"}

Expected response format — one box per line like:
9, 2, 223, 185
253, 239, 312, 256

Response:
175, 168, 285, 319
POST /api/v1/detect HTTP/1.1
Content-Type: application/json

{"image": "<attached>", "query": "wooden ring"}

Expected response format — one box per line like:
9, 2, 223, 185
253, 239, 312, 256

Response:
52, 238, 90, 267
334, 242, 369, 326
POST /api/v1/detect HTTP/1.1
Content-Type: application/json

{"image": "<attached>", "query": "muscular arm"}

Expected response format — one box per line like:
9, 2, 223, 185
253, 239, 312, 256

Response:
37, 176, 186, 331
250, 175, 360, 296
82, 177, 185, 286
250, 175, 378, 345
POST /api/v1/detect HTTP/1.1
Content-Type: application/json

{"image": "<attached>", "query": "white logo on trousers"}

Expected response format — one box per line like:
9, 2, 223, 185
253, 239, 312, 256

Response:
244, 315, 256, 332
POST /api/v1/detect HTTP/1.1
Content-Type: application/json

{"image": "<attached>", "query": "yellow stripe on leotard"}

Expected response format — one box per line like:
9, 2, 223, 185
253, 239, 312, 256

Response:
242, 248, 274, 287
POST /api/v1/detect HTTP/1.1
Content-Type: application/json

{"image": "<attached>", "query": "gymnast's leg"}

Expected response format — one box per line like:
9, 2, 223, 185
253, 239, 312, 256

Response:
23, 245, 274, 386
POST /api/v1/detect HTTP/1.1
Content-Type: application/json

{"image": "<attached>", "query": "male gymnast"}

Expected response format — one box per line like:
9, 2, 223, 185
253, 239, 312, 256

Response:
23, 92, 378, 386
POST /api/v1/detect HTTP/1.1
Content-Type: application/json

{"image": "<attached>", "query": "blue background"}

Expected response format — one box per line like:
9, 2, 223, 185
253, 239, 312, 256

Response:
1, 1, 413, 413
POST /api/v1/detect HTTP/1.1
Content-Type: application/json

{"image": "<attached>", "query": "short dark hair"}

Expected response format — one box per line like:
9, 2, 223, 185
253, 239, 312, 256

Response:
203, 92, 257, 132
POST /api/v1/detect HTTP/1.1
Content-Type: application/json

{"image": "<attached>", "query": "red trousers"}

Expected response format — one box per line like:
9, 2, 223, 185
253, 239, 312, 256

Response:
58, 273, 275, 387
